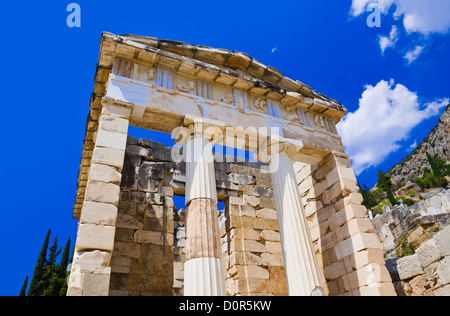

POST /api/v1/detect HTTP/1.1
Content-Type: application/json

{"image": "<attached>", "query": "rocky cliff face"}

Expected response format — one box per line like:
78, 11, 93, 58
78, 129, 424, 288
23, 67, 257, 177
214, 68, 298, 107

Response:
389, 105, 450, 185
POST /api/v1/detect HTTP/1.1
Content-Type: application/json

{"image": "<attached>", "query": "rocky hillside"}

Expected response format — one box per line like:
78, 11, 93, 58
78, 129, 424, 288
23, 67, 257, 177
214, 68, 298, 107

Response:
389, 104, 450, 185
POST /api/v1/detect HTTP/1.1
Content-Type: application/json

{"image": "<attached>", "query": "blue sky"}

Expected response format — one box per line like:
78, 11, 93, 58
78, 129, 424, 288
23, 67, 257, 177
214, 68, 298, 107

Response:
0, 0, 448, 296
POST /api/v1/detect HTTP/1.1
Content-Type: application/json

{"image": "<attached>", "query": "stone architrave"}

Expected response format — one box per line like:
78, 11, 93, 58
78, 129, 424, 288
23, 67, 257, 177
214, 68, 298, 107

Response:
257, 137, 325, 296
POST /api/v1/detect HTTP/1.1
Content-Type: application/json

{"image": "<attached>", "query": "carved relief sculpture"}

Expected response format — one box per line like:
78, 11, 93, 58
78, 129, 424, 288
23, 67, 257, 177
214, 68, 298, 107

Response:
286, 106, 299, 122
313, 114, 326, 129
177, 80, 195, 93
253, 97, 267, 112
218, 95, 234, 105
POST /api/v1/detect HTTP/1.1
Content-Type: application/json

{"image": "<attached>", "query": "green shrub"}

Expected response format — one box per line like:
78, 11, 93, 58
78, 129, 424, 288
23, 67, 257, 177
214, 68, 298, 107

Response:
397, 237, 414, 257
406, 190, 416, 197
403, 198, 415, 206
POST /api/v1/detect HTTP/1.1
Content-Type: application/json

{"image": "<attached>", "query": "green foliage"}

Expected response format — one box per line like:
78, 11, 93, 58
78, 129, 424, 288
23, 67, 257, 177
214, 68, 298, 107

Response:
19, 276, 28, 296
397, 196, 415, 206
427, 152, 443, 178
406, 190, 416, 197
413, 153, 449, 189
397, 237, 414, 257
371, 199, 391, 215
24, 230, 72, 296
27, 229, 51, 296
358, 183, 378, 209
377, 170, 398, 206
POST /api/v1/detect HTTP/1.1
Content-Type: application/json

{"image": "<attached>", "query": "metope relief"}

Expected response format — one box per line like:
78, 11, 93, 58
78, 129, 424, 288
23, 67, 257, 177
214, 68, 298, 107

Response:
285, 106, 299, 122
176, 80, 195, 94
251, 97, 267, 114
313, 115, 326, 130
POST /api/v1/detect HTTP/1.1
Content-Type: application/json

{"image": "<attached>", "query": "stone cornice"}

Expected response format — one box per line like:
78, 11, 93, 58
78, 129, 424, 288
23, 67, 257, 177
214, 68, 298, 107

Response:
98, 32, 347, 120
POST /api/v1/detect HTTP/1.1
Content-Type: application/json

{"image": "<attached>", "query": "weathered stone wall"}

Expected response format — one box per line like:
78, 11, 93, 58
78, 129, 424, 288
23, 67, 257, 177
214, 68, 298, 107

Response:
109, 137, 176, 296
386, 225, 450, 296
296, 154, 395, 296
372, 188, 450, 258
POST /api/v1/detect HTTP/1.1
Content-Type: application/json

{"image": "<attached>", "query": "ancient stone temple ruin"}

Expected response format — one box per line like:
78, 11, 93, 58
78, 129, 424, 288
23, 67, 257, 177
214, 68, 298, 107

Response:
67, 32, 397, 296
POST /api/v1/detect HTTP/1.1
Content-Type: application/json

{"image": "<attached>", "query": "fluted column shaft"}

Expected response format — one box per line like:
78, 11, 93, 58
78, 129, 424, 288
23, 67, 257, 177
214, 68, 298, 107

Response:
269, 147, 325, 296
183, 125, 226, 296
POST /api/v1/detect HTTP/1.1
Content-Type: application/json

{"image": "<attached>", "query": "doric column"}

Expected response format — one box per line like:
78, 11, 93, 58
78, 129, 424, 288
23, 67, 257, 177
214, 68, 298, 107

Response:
182, 116, 226, 296
258, 137, 325, 296
67, 102, 131, 296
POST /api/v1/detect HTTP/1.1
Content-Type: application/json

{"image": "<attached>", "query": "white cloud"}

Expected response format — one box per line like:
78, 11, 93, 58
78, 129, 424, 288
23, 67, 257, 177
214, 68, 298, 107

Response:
337, 79, 448, 175
351, 0, 450, 34
270, 45, 279, 54
408, 140, 417, 151
379, 25, 399, 54
351, 0, 394, 16
404, 45, 425, 64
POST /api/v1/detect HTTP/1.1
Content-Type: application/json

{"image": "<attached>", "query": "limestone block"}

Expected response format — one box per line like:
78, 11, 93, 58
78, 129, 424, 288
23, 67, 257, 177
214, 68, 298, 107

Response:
256, 208, 277, 219
261, 253, 284, 266
337, 233, 382, 260
237, 227, 260, 241
84, 180, 121, 205
71, 250, 112, 274
332, 204, 367, 228
434, 284, 450, 296
134, 230, 174, 246
92, 147, 126, 170
350, 249, 386, 270
95, 129, 128, 151
434, 225, 450, 256
244, 195, 260, 207
397, 255, 424, 280
260, 230, 280, 242
80, 201, 118, 226
243, 240, 266, 253
298, 175, 314, 195
348, 264, 392, 287
304, 201, 323, 218
112, 242, 140, 258
436, 256, 450, 285
321, 181, 342, 205
89, 164, 122, 185
110, 256, 131, 274
341, 218, 374, 240
101, 103, 132, 119
416, 239, 442, 268
229, 251, 262, 266
239, 204, 256, 217
116, 214, 144, 230
265, 241, 282, 253
343, 192, 364, 207
358, 283, 397, 296
246, 265, 270, 280
324, 260, 347, 281
99, 115, 129, 134
76, 224, 116, 252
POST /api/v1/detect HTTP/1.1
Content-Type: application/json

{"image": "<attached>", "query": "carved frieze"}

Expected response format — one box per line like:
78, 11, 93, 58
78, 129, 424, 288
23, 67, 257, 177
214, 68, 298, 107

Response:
285, 106, 299, 122
177, 80, 195, 93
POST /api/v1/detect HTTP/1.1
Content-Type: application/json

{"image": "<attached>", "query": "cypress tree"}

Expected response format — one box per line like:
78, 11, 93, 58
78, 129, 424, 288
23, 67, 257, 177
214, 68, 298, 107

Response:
378, 170, 398, 206
58, 237, 71, 296
427, 152, 443, 178
19, 276, 28, 296
42, 238, 61, 296
27, 229, 51, 296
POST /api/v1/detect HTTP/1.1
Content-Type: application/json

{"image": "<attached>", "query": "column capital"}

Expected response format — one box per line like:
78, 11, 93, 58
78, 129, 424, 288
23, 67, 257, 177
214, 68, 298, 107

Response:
174, 115, 225, 145
256, 136, 303, 163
